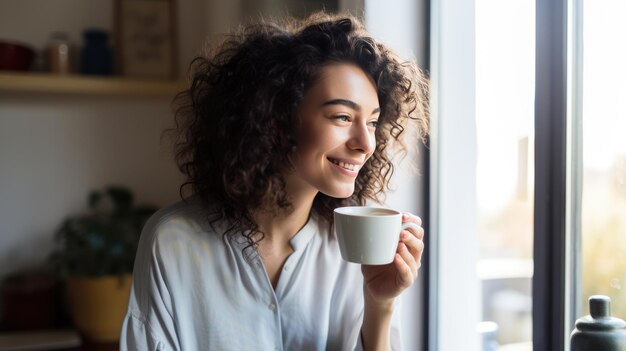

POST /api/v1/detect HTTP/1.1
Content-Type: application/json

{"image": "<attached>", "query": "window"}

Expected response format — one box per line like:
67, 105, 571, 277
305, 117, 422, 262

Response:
429, 0, 626, 350
429, 0, 536, 348
476, 0, 535, 349
580, 0, 626, 320
429, 0, 570, 350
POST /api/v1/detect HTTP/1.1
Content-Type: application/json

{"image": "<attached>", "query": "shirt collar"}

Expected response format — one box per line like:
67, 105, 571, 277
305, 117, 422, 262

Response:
289, 212, 319, 251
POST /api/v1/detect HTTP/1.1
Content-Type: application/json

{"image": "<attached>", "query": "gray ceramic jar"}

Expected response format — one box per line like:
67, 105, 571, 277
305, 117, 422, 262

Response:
571, 295, 626, 351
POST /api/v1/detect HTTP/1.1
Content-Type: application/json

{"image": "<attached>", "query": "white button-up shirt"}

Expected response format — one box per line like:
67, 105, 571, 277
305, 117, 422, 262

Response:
120, 199, 402, 350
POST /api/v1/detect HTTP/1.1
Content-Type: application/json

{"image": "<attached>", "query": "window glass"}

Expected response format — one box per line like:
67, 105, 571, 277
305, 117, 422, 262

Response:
475, 0, 535, 349
581, 0, 626, 318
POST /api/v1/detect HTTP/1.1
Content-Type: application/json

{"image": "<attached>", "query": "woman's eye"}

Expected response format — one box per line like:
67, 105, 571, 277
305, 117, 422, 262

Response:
334, 115, 351, 122
368, 120, 380, 128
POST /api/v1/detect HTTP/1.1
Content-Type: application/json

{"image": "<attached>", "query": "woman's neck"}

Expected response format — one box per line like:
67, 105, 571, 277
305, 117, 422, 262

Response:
253, 169, 319, 243
252, 194, 315, 243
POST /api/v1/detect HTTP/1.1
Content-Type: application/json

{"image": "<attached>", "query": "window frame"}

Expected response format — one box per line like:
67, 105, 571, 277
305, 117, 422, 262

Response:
533, 0, 577, 349
424, 0, 579, 350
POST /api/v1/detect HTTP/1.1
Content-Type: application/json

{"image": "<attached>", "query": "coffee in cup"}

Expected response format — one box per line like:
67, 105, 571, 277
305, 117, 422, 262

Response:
334, 206, 420, 265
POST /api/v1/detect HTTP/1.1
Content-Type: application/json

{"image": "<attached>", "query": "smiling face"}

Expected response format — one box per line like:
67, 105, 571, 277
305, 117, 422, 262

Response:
286, 63, 380, 200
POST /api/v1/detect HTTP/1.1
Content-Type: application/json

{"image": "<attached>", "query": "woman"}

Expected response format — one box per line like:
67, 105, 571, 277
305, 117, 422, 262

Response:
121, 11, 429, 351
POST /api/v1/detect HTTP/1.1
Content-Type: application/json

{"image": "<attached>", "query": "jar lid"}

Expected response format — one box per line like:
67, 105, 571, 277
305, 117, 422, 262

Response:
575, 295, 626, 331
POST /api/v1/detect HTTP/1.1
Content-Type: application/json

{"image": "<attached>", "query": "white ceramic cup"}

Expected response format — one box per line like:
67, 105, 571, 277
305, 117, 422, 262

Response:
334, 206, 420, 265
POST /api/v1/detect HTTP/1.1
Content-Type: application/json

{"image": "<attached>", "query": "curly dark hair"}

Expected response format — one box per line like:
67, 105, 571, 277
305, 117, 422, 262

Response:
166, 11, 429, 250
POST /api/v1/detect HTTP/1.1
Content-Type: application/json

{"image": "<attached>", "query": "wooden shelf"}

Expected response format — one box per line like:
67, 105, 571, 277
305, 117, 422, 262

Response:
0, 72, 186, 98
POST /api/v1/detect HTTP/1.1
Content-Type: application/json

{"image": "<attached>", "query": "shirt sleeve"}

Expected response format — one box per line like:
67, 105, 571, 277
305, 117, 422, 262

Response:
119, 214, 181, 351
120, 311, 166, 351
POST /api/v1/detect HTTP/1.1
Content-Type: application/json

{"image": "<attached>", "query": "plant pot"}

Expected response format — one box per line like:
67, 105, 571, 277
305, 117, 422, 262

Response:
66, 274, 132, 342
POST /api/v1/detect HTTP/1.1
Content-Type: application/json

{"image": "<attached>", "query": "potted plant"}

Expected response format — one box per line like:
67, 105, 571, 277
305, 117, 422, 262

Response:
50, 186, 157, 342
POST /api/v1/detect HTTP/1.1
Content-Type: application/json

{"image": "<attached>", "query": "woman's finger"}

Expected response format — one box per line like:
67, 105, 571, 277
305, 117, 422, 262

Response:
402, 214, 424, 240
397, 242, 418, 279
402, 213, 422, 226
400, 230, 425, 260
394, 252, 415, 287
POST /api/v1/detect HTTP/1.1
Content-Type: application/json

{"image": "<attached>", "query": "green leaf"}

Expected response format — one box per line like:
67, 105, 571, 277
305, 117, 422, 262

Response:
106, 186, 133, 214
88, 191, 103, 210
49, 185, 157, 277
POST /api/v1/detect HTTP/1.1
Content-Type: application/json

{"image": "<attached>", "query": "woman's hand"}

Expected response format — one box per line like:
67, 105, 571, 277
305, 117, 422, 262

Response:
361, 213, 425, 306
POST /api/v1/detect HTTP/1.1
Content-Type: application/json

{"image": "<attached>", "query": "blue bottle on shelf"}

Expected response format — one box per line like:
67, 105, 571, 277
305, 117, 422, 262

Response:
80, 29, 113, 76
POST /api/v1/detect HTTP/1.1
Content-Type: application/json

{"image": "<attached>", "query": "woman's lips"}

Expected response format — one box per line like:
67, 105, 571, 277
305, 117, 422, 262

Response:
328, 157, 360, 177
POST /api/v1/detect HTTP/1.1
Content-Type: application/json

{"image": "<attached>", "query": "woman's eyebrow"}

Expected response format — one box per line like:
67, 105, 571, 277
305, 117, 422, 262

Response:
321, 99, 380, 115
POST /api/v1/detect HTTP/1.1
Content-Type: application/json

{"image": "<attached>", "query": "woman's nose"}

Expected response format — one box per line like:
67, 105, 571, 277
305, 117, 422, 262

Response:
347, 122, 375, 154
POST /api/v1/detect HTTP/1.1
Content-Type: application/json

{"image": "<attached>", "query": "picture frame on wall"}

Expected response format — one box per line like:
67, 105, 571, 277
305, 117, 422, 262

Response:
115, 0, 177, 80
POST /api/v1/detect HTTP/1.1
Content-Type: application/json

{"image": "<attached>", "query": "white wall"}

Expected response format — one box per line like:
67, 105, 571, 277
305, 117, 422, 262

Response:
0, 95, 183, 279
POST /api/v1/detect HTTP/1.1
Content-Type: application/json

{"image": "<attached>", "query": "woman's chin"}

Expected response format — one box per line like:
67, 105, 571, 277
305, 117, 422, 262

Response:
320, 185, 355, 199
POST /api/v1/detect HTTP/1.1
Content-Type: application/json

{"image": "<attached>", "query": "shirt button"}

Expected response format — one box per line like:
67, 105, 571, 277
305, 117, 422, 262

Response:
284, 265, 290, 271
269, 303, 276, 311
